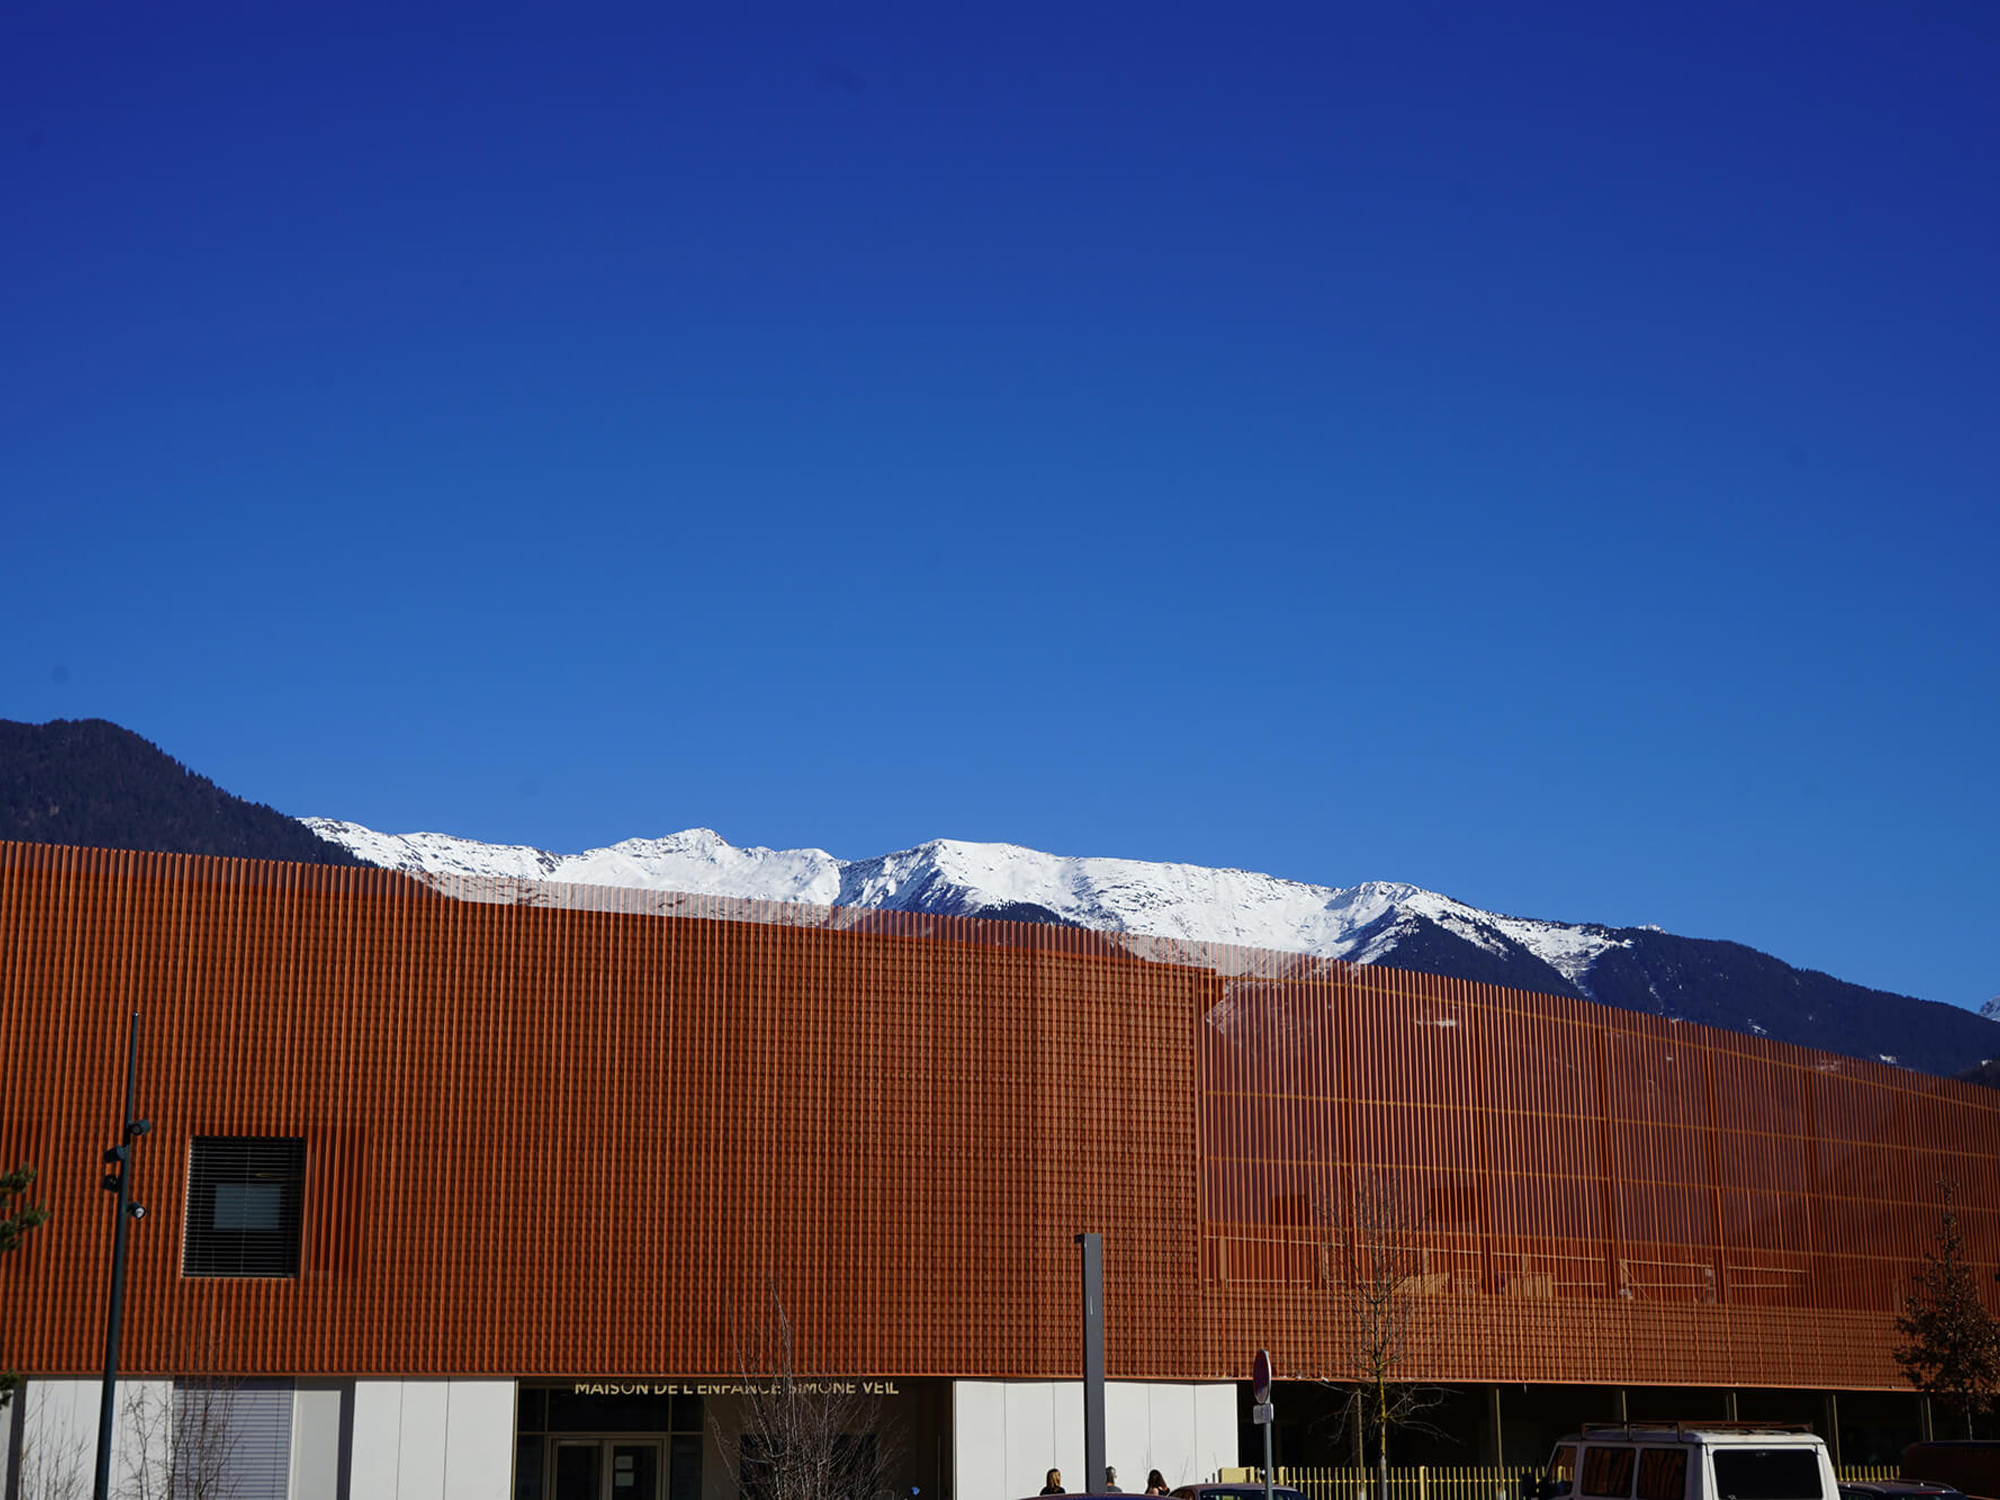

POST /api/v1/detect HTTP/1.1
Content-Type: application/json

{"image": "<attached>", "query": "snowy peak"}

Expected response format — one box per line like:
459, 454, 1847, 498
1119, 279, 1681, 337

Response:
302, 820, 565, 879
298, 819, 1999, 1080
298, 819, 845, 905
301, 819, 1627, 974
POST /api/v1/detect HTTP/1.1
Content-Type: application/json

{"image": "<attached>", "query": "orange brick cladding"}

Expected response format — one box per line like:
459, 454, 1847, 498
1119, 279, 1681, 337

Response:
2, 842, 1995, 1391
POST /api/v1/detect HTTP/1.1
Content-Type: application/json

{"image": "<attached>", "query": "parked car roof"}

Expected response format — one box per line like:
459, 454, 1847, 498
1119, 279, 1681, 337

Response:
1558, 1423, 1826, 1446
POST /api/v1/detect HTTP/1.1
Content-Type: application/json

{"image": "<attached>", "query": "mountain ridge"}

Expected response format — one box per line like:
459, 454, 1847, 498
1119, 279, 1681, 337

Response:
3, 716, 1990, 1082
304, 817, 1999, 1080
0, 718, 361, 867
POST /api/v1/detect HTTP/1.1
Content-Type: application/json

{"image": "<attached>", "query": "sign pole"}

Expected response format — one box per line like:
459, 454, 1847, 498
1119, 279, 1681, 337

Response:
1252, 1350, 1275, 1500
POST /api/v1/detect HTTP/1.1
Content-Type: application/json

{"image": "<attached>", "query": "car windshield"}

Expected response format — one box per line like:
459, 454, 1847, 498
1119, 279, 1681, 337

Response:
1548, 1446, 1577, 1495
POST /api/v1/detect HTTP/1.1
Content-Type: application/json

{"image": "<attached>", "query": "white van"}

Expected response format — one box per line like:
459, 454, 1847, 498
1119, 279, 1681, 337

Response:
1533, 1423, 1839, 1500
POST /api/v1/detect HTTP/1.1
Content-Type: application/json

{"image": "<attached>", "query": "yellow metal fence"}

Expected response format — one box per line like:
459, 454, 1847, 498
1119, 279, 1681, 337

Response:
1218, 1466, 1901, 1500
1221, 1466, 1526, 1500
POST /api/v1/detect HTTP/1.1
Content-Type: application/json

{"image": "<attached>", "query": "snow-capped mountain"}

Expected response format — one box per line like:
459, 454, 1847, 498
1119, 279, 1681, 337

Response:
304, 818, 2000, 1080
304, 819, 1620, 972
11, 719, 1985, 1081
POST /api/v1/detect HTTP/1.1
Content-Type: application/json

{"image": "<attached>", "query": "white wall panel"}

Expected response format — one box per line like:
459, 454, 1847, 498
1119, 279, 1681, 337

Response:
956, 1382, 1235, 1500
347, 1379, 516, 1500
14, 1378, 170, 1497
289, 1380, 347, 1500
350, 1380, 407, 1498
1188, 1385, 1236, 1489
16, 1379, 97, 1499
1103, 1383, 1149, 1493
1050, 1383, 1085, 1495
396, 1381, 450, 1498
952, 1383, 1009, 1500
441, 1381, 515, 1500
1144, 1385, 1197, 1489
1000, 1380, 1077, 1500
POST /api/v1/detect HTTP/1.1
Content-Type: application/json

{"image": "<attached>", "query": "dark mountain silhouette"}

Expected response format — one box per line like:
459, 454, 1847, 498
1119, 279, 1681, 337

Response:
0, 719, 362, 866
1565, 926, 1997, 1079
1362, 907, 1595, 998
1958, 1058, 2000, 1091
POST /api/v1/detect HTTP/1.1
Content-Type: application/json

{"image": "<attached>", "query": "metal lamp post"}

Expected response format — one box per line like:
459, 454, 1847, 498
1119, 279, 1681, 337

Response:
93, 1012, 151, 1500
1077, 1234, 1106, 1494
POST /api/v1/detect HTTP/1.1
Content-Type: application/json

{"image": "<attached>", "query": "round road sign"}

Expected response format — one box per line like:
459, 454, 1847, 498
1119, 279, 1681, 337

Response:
1251, 1348, 1273, 1404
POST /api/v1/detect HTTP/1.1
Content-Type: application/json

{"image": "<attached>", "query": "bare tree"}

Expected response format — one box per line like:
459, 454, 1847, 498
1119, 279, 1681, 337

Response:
121, 1376, 244, 1500
710, 1287, 905, 1500
1315, 1173, 1450, 1499
13, 1416, 92, 1500
7, 1376, 244, 1500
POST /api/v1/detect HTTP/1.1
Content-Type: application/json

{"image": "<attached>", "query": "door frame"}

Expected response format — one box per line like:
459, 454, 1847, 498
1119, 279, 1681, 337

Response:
549, 1436, 667, 1500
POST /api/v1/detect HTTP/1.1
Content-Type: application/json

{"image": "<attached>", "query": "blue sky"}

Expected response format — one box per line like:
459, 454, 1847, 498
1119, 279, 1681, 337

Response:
5, 3, 1995, 1011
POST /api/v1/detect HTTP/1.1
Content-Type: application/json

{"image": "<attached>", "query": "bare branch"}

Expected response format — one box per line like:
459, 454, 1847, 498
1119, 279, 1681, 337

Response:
14, 1417, 92, 1500
709, 1285, 905, 1500
123, 1367, 245, 1500
1313, 1172, 1454, 1475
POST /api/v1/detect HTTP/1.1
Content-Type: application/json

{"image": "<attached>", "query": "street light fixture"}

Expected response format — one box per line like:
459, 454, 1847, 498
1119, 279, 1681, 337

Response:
93, 1013, 149, 1500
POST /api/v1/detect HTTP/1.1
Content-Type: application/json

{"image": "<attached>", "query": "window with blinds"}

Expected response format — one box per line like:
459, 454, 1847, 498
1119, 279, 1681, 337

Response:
183, 1137, 306, 1278
173, 1379, 295, 1500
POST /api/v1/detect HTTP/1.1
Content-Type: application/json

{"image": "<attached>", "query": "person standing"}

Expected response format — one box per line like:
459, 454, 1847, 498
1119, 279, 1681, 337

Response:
1041, 1471, 1066, 1496
1105, 1468, 1122, 1492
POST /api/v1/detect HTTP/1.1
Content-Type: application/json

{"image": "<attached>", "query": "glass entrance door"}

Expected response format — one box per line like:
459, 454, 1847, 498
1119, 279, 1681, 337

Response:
552, 1440, 663, 1500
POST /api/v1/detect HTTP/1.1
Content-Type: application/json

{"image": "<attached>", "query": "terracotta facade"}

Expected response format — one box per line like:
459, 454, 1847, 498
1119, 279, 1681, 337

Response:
3, 843, 1994, 1391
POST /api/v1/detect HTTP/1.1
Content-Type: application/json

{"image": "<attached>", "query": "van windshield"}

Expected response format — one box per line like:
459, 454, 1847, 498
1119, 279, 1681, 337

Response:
1712, 1450, 1824, 1500
1548, 1447, 1576, 1496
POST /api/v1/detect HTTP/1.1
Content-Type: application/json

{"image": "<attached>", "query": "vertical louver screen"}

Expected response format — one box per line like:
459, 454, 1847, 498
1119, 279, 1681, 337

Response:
9, 843, 2000, 1389
183, 1137, 306, 1278
172, 1379, 295, 1499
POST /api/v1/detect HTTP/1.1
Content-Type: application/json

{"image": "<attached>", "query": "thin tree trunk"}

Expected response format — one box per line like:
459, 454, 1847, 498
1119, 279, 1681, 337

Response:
1378, 1375, 1390, 1500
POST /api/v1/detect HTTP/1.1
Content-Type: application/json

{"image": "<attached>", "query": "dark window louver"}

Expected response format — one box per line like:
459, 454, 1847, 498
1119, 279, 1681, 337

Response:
183, 1137, 305, 1278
